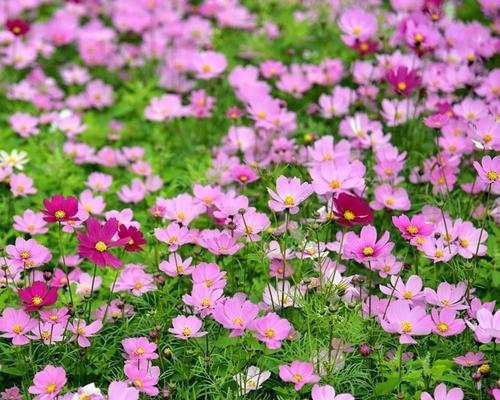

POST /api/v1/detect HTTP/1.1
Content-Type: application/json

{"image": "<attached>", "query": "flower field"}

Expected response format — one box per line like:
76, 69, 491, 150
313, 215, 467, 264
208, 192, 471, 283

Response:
0, 0, 499, 399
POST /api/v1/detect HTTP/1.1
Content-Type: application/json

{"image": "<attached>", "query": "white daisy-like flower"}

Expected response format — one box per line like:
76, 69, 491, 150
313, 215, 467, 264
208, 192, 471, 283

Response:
233, 366, 271, 395
0, 150, 29, 170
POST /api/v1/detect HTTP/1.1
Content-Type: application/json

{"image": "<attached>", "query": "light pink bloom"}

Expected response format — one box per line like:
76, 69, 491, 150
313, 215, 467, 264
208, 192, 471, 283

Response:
311, 384, 354, 400
124, 362, 159, 396
122, 337, 158, 361
168, 315, 207, 339
453, 352, 488, 367
159, 254, 193, 277
212, 296, 259, 337
108, 381, 139, 400
370, 184, 411, 211
473, 156, 499, 189
233, 366, 271, 395
343, 225, 394, 263
10, 173, 37, 197
0, 307, 37, 345
268, 176, 313, 214
13, 209, 48, 235
466, 307, 500, 343
424, 282, 468, 310
195, 51, 227, 79
380, 275, 425, 306
253, 312, 291, 349
278, 360, 320, 390
430, 309, 466, 337
68, 319, 103, 347
6, 237, 52, 269
154, 223, 191, 252
380, 300, 432, 344
421, 383, 463, 400
182, 284, 224, 317
28, 365, 67, 400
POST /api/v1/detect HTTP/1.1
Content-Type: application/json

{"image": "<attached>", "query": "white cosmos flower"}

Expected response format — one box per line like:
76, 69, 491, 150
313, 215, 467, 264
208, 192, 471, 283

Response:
233, 366, 271, 394
71, 383, 102, 400
0, 150, 29, 170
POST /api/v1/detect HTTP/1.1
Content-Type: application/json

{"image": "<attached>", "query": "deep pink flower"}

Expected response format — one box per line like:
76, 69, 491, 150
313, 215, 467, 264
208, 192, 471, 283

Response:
41, 194, 79, 223
386, 66, 421, 96
18, 281, 58, 312
77, 218, 130, 268
278, 360, 320, 390
118, 225, 146, 252
392, 214, 434, 241
333, 193, 373, 227
6, 19, 30, 36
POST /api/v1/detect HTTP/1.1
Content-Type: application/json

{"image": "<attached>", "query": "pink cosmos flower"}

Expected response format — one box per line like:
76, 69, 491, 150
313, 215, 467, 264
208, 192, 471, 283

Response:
159, 254, 193, 277
392, 214, 434, 241
191, 262, 227, 290
6, 237, 52, 269
9, 173, 37, 197
117, 179, 147, 203
195, 51, 227, 79
182, 284, 224, 317
230, 164, 259, 185
278, 360, 320, 390
144, 94, 185, 121
29, 322, 65, 345
39, 308, 69, 326
9, 112, 39, 137
253, 312, 291, 349
338, 8, 378, 46
157, 194, 205, 225
75, 272, 102, 296
108, 381, 139, 400
424, 282, 467, 310
0, 307, 37, 345
343, 225, 394, 263
113, 265, 156, 296
386, 66, 421, 96
199, 229, 244, 256
380, 275, 425, 306
453, 352, 488, 367
122, 337, 158, 361
212, 296, 259, 337
370, 184, 411, 211
421, 238, 456, 263
41, 194, 79, 223
473, 155, 499, 189
79, 190, 106, 214
234, 208, 270, 242
154, 223, 191, 252
421, 383, 463, 400
309, 159, 365, 196
13, 209, 48, 235
68, 318, 103, 347
124, 362, 159, 396
29, 365, 67, 400
431, 309, 466, 337
268, 176, 313, 214
372, 255, 403, 278
18, 281, 58, 312
311, 384, 354, 400
86, 172, 113, 192
380, 300, 432, 344
168, 315, 207, 339
1, 387, 22, 400
466, 307, 500, 343
77, 218, 130, 269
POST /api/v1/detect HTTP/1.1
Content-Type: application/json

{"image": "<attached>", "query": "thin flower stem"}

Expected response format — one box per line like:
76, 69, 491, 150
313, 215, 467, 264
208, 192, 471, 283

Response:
58, 222, 74, 306
86, 263, 98, 321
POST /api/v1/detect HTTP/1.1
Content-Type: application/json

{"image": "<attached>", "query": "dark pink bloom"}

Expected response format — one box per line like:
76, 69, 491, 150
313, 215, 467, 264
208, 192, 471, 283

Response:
386, 67, 421, 96
18, 281, 58, 312
77, 218, 130, 269
41, 194, 79, 223
333, 193, 373, 227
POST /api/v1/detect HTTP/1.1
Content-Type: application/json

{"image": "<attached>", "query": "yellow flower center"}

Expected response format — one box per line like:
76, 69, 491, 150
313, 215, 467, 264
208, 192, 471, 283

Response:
32, 296, 43, 306
137, 348, 144, 354
403, 291, 413, 299
182, 327, 191, 336
20, 251, 30, 259
416, 237, 424, 245
397, 82, 407, 91
329, 180, 340, 188
363, 247, 374, 256
257, 112, 266, 119
233, 317, 243, 325
247, 380, 257, 387
385, 168, 394, 175
134, 282, 142, 289
49, 315, 58, 321
401, 321, 412, 333
343, 210, 355, 220
460, 239, 469, 248
13, 324, 23, 333
133, 379, 143, 388
293, 374, 303, 381
484, 134, 493, 142
204, 279, 213, 288
177, 212, 185, 219
407, 226, 419, 234
240, 175, 248, 182
55, 210, 66, 219
203, 196, 212, 203
284, 196, 295, 206
46, 383, 57, 393
41, 331, 51, 340
384, 265, 391, 272
353, 27, 361, 35
487, 171, 498, 181
386, 197, 394, 206
265, 329, 275, 338
415, 33, 423, 42
246, 226, 253, 234
95, 241, 107, 252
77, 327, 84, 335
435, 250, 444, 258
437, 323, 448, 332
202, 65, 211, 72
467, 113, 476, 120
395, 112, 403, 120
201, 299, 211, 307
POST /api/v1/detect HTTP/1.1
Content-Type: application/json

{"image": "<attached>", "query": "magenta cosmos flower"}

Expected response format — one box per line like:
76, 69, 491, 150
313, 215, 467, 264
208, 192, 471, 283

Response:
268, 176, 313, 214
117, 225, 146, 252
386, 66, 421, 96
473, 155, 499, 189
333, 193, 373, 227
6, 19, 30, 36
77, 218, 130, 268
380, 300, 432, 344
279, 360, 320, 390
28, 365, 67, 400
18, 281, 58, 312
343, 225, 394, 262
122, 337, 158, 361
41, 194, 79, 223
421, 383, 463, 400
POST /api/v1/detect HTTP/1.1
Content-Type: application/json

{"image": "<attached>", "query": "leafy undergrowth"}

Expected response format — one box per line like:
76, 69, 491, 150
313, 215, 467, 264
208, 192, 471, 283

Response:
0, 0, 498, 399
